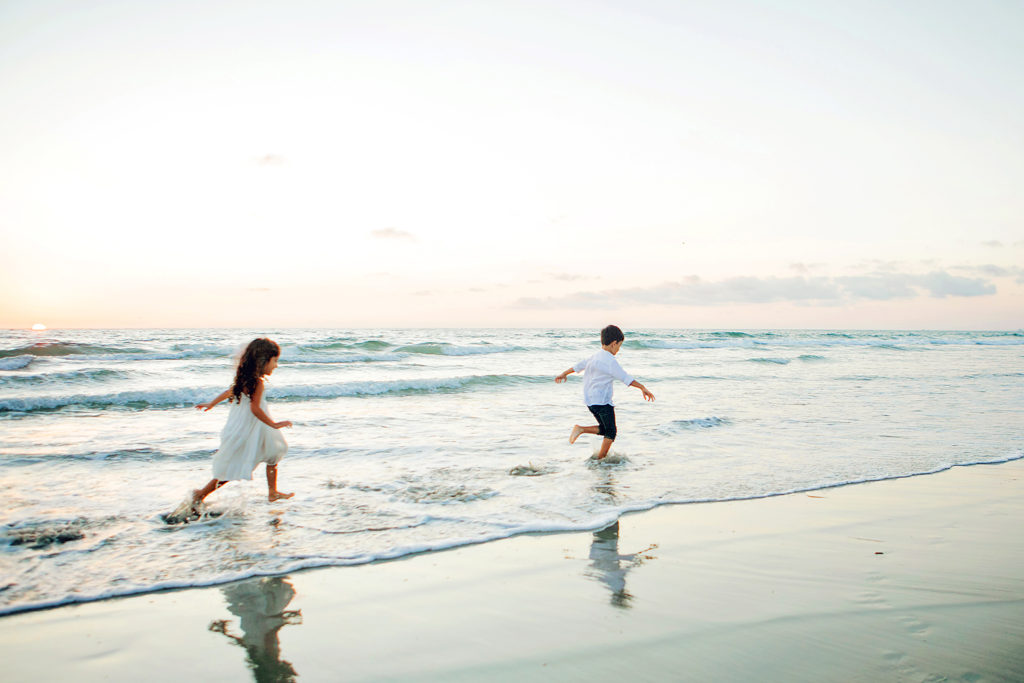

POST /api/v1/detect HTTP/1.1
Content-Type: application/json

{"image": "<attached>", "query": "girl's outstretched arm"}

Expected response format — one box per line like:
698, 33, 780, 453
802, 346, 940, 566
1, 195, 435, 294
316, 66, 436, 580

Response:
554, 368, 575, 383
196, 389, 233, 411
249, 380, 292, 429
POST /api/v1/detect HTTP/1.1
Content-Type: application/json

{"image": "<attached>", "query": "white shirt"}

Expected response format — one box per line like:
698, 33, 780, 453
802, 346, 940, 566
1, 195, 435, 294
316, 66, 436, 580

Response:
573, 349, 635, 406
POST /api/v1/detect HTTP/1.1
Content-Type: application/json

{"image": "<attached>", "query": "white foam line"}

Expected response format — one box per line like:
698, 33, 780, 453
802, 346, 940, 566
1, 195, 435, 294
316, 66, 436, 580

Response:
4, 453, 1021, 618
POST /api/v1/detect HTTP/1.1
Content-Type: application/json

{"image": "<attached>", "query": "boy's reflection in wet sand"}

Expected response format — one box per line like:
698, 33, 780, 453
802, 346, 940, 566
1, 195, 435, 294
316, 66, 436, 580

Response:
209, 576, 302, 683
586, 470, 656, 609
586, 521, 636, 608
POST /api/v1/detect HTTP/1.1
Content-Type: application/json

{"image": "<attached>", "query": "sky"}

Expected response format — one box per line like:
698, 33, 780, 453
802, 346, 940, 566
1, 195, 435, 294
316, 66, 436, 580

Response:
1, 0, 1022, 329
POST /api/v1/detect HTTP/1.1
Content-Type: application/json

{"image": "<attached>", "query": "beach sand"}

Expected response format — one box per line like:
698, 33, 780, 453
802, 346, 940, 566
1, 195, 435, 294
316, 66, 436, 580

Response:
3, 459, 1022, 682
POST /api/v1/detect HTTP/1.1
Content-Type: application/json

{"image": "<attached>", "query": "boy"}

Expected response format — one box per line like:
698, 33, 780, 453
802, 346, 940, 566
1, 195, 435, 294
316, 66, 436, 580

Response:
555, 325, 655, 459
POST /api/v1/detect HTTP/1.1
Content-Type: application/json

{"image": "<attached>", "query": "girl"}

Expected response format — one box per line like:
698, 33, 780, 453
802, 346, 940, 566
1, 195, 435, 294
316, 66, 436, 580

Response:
191, 337, 294, 507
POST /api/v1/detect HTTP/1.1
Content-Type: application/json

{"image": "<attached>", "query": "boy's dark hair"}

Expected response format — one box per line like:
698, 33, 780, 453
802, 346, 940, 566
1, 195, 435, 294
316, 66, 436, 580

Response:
601, 325, 624, 346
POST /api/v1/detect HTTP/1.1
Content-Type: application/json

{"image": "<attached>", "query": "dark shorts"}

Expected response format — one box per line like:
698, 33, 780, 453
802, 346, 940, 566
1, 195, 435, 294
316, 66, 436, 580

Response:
588, 404, 617, 441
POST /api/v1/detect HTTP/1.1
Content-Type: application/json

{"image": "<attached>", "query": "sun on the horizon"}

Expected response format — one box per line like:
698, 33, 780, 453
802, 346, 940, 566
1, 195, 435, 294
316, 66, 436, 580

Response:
31, 323, 47, 331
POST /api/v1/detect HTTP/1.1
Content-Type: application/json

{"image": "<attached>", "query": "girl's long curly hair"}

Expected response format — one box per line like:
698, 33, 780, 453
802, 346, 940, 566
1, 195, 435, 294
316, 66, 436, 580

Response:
230, 338, 281, 402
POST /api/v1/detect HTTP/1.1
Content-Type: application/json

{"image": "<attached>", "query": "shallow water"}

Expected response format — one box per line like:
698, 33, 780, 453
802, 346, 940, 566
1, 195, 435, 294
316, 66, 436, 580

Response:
1, 328, 1021, 614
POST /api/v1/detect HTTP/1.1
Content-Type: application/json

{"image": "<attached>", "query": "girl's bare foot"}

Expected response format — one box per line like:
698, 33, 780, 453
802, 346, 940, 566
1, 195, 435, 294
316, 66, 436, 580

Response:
268, 491, 294, 502
569, 425, 584, 444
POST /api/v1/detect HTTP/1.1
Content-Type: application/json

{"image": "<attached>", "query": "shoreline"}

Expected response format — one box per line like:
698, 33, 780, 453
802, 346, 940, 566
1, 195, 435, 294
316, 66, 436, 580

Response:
3, 454, 1022, 620
3, 458, 1023, 680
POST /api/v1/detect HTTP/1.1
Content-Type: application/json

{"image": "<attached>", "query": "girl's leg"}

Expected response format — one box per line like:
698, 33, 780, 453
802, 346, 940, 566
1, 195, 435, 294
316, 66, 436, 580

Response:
193, 478, 226, 505
596, 437, 614, 459
570, 425, 601, 444
266, 464, 294, 502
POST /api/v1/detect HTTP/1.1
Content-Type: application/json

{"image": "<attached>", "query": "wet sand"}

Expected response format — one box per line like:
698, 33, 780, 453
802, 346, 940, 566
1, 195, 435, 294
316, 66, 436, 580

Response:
3, 459, 1023, 682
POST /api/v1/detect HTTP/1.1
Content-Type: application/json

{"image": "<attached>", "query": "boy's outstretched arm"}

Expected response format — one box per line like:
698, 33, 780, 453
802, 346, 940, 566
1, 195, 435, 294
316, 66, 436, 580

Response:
554, 368, 575, 383
630, 380, 655, 402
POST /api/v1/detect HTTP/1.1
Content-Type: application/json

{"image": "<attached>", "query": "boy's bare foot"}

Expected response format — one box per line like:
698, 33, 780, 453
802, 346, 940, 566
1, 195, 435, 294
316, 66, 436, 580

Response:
268, 491, 294, 502
569, 425, 584, 444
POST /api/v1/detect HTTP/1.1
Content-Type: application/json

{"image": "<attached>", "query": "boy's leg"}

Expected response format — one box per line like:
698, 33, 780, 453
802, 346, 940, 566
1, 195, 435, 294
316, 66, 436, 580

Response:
266, 464, 294, 502
590, 405, 617, 459
570, 425, 601, 444
577, 404, 612, 445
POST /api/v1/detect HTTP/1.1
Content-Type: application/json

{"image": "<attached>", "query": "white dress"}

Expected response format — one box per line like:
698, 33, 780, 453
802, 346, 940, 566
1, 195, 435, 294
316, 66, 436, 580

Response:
211, 393, 288, 481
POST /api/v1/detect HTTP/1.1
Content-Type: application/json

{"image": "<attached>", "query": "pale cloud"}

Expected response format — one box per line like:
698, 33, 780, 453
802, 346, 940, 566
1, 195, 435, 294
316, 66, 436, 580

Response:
547, 272, 597, 281
837, 272, 994, 299
982, 240, 1004, 248
913, 271, 995, 297
953, 264, 1015, 277
515, 271, 997, 309
371, 228, 417, 241
255, 154, 286, 166
466, 283, 511, 293
951, 264, 1024, 284
833, 274, 916, 300
851, 259, 908, 273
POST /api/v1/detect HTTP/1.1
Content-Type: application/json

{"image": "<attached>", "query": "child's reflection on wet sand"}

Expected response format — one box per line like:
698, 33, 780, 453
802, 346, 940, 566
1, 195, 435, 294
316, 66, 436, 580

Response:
209, 576, 302, 683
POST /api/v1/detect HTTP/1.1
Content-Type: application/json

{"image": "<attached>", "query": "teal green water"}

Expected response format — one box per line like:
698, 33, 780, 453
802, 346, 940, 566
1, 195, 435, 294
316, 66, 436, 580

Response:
1, 328, 1021, 614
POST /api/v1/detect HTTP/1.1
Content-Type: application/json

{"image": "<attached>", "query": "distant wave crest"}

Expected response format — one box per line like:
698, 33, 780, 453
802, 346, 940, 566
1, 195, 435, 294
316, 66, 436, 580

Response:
394, 342, 521, 356
0, 343, 139, 359
626, 332, 1024, 351
655, 416, 731, 434
0, 374, 547, 413
298, 340, 392, 352
3, 448, 211, 466
747, 357, 790, 365
0, 368, 125, 386
0, 355, 34, 370
285, 352, 408, 364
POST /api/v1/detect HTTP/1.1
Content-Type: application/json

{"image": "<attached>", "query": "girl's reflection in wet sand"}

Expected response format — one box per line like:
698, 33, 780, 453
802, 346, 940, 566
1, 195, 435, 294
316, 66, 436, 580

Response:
209, 576, 302, 683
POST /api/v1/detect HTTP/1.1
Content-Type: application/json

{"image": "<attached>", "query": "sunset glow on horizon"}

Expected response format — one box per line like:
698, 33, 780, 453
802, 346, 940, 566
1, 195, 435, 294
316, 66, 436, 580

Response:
2, 1, 1022, 330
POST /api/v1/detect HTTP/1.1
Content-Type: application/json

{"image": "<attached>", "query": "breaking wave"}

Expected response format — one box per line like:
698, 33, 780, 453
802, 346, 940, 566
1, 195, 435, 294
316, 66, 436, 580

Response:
0, 374, 548, 413
0, 368, 126, 386
394, 342, 522, 356
0, 343, 140, 358
0, 355, 34, 370
655, 417, 731, 434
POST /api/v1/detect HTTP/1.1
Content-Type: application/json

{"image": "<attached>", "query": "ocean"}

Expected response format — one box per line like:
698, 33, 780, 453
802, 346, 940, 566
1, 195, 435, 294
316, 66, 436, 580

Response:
1, 328, 1021, 616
